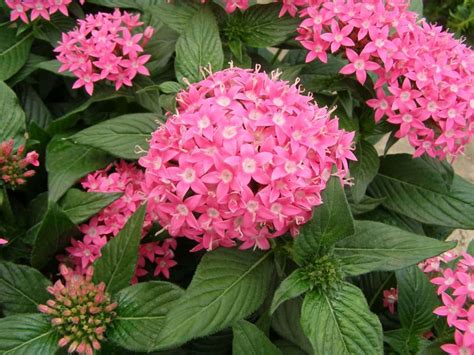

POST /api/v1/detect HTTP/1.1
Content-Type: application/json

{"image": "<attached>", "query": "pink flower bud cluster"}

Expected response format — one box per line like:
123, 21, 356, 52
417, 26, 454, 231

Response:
139, 66, 356, 252
38, 265, 117, 355
54, 9, 154, 95
65, 161, 177, 282
296, 0, 474, 160
6, 0, 85, 23
420, 250, 474, 354
0, 139, 39, 188
382, 287, 398, 314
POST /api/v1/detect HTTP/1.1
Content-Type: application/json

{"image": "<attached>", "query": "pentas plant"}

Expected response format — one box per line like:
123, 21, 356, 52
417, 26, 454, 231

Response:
1, 1, 474, 354
55, 9, 153, 95
6, 0, 85, 23
139, 66, 356, 251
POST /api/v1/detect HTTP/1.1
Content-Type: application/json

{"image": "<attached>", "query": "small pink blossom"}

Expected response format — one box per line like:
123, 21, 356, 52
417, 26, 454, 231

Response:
383, 288, 398, 314
0, 238, 8, 245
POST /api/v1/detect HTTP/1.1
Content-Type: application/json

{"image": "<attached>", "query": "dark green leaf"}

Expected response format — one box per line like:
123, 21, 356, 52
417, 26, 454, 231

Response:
368, 154, 474, 228
0, 28, 33, 81
93, 204, 147, 294
225, 4, 299, 47
408, 0, 423, 16
301, 283, 383, 355
349, 195, 385, 215
46, 138, 113, 202
18, 84, 53, 129
0, 314, 59, 355
60, 188, 122, 225
0, 81, 26, 144
36, 60, 75, 78
7, 54, 48, 87
108, 281, 184, 352
31, 202, 77, 269
34, 13, 75, 46
158, 81, 182, 94
148, 1, 201, 34
0, 261, 51, 315
69, 113, 159, 160
150, 249, 273, 350
350, 141, 379, 203
396, 266, 439, 335
335, 221, 455, 276
293, 175, 354, 264
175, 7, 224, 83
270, 269, 310, 314
232, 320, 282, 355
384, 329, 411, 355
272, 298, 312, 354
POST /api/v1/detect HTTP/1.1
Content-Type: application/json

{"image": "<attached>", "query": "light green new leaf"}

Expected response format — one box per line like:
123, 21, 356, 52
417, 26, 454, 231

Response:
60, 188, 122, 225
175, 6, 224, 83
301, 283, 383, 355
233, 320, 282, 355
93, 204, 146, 294
108, 281, 184, 352
270, 269, 310, 314
0, 314, 59, 355
0, 262, 51, 315
335, 220, 456, 276
69, 113, 159, 160
46, 138, 113, 202
396, 266, 439, 335
369, 154, 474, 229
150, 249, 273, 350
293, 175, 354, 264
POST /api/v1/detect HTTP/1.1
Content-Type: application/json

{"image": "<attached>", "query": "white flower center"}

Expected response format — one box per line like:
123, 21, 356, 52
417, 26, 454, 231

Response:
182, 168, 196, 183
284, 160, 298, 174
220, 169, 233, 183
223, 126, 237, 139
400, 91, 410, 101
216, 96, 231, 107
354, 59, 365, 70
335, 34, 343, 42
271, 203, 283, 215
198, 116, 210, 129
242, 158, 256, 174
176, 204, 189, 216
272, 113, 286, 126
246, 200, 259, 213
207, 208, 219, 218
402, 114, 413, 123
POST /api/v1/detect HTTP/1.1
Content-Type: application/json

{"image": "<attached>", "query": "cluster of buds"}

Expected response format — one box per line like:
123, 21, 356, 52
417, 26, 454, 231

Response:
301, 255, 343, 293
6, 0, 85, 23
0, 139, 39, 188
55, 9, 154, 95
38, 265, 117, 355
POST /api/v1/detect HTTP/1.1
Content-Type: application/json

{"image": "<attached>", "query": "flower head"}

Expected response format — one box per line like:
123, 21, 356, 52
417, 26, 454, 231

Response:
55, 9, 152, 95
6, 0, 85, 23
140, 66, 355, 251
383, 288, 398, 314
0, 139, 39, 188
38, 265, 117, 355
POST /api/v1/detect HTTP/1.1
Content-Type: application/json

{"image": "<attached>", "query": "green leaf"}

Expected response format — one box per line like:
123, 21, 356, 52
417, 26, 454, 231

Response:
36, 60, 75, 78
233, 320, 282, 355
108, 281, 184, 352
226, 4, 299, 47
0, 32, 33, 81
150, 249, 274, 350
133, 78, 162, 114
34, 13, 75, 46
408, 0, 423, 16
148, 1, 201, 34
468, 240, 474, 255
31, 202, 77, 269
93, 204, 146, 294
18, 84, 53, 129
293, 175, 355, 264
7, 53, 48, 87
0, 81, 26, 144
270, 269, 310, 314
271, 298, 313, 354
301, 283, 383, 355
349, 195, 384, 215
396, 266, 439, 335
350, 141, 379, 203
384, 329, 411, 355
175, 6, 224, 83
69, 113, 159, 160
368, 154, 474, 229
158, 81, 182, 94
46, 138, 113, 202
0, 314, 59, 355
0, 261, 51, 315
60, 188, 122, 225
334, 221, 455, 276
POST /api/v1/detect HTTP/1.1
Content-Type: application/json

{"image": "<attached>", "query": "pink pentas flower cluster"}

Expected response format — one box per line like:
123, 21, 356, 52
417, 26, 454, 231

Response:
296, 0, 474, 160
54, 9, 153, 95
6, 0, 85, 23
0, 139, 39, 188
139, 66, 356, 252
64, 161, 177, 282
420, 250, 474, 354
